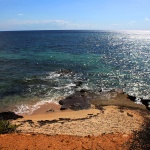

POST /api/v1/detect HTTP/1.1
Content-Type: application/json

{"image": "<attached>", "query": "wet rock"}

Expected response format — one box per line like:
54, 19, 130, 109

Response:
73, 80, 83, 87
141, 99, 150, 110
57, 69, 75, 76
127, 95, 136, 102
0, 112, 23, 120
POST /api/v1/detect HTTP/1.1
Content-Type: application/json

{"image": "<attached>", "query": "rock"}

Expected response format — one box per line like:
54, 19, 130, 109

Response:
74, 80, 83, 87
57, 69, 75, 76
141, 99, 150, 105
127, 95, 150, 110
127, 95, 136, 102
135, 98, 142, 105
89, 90, 117, 101
0, 112, 23, 120
59, 100, 64, 105
115, 89, 124, 94
59, 88, 121, 111
141, 99, 150, 110
59, 91, 91, 111
46, 109, 55, 113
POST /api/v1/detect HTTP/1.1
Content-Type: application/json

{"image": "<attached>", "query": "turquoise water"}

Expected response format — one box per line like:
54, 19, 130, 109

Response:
0, 30, 150, 114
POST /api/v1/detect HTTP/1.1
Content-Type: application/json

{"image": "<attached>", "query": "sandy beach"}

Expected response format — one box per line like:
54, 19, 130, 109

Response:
12, 105, 144, 136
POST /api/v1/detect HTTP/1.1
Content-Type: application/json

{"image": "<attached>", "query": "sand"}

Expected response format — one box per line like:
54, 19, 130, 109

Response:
12, 105, 144, 136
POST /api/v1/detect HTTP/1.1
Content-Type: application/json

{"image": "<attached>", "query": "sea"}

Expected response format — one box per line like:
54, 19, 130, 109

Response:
0, 30, 150, 114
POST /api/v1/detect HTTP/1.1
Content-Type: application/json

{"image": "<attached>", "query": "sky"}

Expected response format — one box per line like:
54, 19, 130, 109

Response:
0, 0, 150, 31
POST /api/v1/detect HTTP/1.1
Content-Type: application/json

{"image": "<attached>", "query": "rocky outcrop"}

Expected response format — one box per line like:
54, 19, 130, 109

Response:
58, 89, 119, 110
0, 112, 23, 120
59, 90, 91, 110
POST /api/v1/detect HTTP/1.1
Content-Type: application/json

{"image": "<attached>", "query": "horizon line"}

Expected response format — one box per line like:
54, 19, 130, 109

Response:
1, 29, 150, 32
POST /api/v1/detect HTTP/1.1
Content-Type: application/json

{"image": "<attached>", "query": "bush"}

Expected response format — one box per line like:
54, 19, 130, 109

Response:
130, 119, 150, 150
0, 120, 17, 134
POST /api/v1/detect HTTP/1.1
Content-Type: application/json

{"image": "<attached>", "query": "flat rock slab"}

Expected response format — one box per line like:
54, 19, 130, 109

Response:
58, 90, 118, 110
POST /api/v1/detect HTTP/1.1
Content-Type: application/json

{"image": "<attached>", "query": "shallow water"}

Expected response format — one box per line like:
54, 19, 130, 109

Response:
0, 30, 150, 114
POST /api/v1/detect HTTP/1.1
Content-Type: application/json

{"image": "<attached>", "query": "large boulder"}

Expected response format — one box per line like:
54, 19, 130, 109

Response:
59, 90, 91, 111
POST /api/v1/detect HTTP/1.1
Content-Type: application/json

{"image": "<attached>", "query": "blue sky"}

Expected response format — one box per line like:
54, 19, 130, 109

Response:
0, 0, 150, 31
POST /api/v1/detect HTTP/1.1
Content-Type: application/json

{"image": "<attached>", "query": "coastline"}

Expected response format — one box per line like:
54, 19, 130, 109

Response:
0, 30, 150, 149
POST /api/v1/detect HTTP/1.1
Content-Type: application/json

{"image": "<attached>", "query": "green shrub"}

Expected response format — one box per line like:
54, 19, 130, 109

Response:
0, 120, 17, 134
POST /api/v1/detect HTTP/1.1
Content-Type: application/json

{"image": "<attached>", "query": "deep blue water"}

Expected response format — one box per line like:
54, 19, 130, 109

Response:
0, 30, 150, 114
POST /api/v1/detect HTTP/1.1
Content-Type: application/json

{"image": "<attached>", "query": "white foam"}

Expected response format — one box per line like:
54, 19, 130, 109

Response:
14, 97, 60, 115
45, 72, 61, 79
135, 98, 143, 105
65, 83, 76, 88
53, 83, 76, 90
143, 95, 150, 100
14, 104, 31, 115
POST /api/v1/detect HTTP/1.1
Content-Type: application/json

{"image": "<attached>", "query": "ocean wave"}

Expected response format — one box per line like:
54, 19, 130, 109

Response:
24, 69, 150, 100
14, 98, 60, 115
